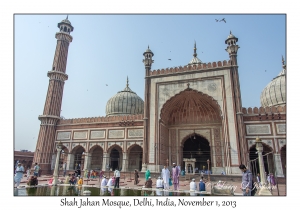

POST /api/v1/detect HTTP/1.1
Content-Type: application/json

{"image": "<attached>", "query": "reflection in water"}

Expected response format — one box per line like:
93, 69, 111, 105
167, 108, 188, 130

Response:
15, 186, 210, 196
156, 189, 163, 196
26, 187, 38, 195
142, 190, 153, 196
189, 191, 196, 196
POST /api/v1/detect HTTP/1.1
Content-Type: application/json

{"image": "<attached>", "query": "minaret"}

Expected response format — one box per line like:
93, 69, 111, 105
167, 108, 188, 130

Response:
32, 16, 74, 174
225, 31, 247, 165
142, 45, 154, 171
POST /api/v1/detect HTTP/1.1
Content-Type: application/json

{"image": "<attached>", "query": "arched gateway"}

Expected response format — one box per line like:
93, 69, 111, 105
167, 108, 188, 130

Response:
158, 87, 225, 173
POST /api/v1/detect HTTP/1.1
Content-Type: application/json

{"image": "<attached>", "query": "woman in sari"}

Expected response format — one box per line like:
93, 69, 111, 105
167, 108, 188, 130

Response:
145, 169, 150, 181
14, 163, 24, 188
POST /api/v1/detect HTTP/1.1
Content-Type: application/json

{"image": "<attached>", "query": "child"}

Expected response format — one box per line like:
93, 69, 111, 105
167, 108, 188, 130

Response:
77, 176, 83, 185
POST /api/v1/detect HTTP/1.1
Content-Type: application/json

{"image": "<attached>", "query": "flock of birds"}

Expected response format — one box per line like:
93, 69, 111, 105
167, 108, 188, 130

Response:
41, 18, 229, 88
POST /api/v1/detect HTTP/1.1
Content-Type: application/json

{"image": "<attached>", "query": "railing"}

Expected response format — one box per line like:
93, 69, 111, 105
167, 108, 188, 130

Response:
248, 152, 280, 196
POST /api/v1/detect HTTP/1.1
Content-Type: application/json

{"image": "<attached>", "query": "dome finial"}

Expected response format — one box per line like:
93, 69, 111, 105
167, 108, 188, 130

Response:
126, 76, 129, 87
230, 30, 232, 34
282, 55, 285, 66
66, 15, 68, 20
148, 45, 149, 49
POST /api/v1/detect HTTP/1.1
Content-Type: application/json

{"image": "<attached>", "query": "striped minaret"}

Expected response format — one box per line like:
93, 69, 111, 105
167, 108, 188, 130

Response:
32, 16, 74, 174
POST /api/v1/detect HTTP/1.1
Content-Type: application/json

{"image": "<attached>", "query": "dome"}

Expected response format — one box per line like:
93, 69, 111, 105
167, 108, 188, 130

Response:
227, 31, 236, 39
188, 41, 202, 65
61, 19, 71, 25
188, 56, 202, 65
225, 31, 238, 44
260, 61, 286, 107
143, 45, 154, 56
105, 78, 144, 116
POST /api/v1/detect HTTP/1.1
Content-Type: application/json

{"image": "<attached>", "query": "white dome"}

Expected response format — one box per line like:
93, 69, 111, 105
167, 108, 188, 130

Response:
105, 80, 144, 116
260, 65, 286, 107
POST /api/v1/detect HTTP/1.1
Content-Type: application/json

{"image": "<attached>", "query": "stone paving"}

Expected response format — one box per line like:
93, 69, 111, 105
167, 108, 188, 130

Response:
16, 174, 286, 196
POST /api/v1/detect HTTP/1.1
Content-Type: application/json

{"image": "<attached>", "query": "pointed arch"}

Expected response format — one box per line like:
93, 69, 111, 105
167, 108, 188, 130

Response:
180, 132, 210, 147
70, 145, 85, 170
127, 144, 143, 171
70, 145, 86, 154
181, 133, 211, 172
107, 145, 123, 171
89, 144, 104, 153
249, 143, 273, 174
89, 145, 103, 170
160, 88, 222, 125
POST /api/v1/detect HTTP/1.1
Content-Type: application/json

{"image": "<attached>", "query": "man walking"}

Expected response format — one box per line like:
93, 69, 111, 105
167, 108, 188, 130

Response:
114, 168, 120, 188
161, 165, 170, 190
172, 163, 180, 190
239, 164, 252, 196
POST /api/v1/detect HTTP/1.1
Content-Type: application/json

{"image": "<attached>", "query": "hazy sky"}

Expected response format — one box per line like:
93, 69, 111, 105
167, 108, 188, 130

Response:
15, 14, 286, 152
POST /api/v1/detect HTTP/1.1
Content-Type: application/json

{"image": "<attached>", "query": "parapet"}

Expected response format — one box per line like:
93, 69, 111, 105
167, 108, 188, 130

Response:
58, 114, 144, 125
149, 60, 230, 76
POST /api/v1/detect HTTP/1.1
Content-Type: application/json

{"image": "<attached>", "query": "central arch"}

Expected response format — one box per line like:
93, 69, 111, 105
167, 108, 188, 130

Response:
160, 88, 222, 125
158, 87, 223, 168
181, 134, 211, 173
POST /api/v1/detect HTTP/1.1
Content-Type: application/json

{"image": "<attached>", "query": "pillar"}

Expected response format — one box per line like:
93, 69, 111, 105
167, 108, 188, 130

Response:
122, 152, 128, 172
192, 162, 195, 174
83, 152, 92, 170
274, 153, 284, 177
52, 142, 62, 185
67, 153, 74, 170
102, 153, 109, 171
51, 153, 56, 170
256, 137, 272, 195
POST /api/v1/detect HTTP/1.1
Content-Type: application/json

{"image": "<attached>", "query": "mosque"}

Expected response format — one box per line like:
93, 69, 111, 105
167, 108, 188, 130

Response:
32, 17, 286, 176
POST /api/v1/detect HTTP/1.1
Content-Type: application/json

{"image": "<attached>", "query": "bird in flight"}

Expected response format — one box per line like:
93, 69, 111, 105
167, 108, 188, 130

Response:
168, 59, 171, 61
106, 84, 108, 86
215, 19, 219, 22
220, 18, 226, 23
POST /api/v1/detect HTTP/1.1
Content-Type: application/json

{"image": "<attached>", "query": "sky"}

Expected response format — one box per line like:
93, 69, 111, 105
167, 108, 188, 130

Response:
14, 14, 286, 152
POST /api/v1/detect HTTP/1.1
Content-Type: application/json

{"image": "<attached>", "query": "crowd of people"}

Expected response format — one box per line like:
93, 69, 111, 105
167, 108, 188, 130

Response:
15, 160, 280, 197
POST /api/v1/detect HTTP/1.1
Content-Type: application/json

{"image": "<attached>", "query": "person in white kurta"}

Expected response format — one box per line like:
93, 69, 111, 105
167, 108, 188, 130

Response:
161, 165, 170, 190
14, 163, 24, 188
106, 178, 114, 187
101, 176, 108, 187
156, 177, 164, 189
189, 179, 197, 191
